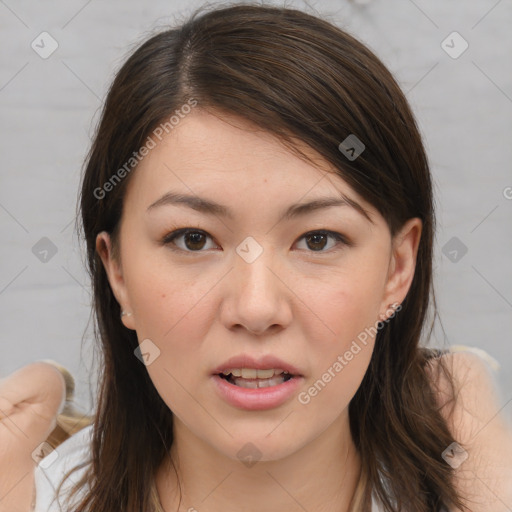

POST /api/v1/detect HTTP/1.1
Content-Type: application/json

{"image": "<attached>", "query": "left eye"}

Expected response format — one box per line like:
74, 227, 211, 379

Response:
162, 229, 350, 253
295, 230, 349, 252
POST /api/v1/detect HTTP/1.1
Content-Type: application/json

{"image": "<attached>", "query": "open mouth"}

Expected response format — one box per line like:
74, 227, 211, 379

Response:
218, 371, 295, 389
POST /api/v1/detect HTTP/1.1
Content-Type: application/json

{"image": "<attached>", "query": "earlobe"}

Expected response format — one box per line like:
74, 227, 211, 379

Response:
379, 218, 422, 318
95, 231, 135, 330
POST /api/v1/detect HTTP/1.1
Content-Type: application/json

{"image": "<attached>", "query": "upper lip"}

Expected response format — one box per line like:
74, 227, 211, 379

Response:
212, 354, 303, 377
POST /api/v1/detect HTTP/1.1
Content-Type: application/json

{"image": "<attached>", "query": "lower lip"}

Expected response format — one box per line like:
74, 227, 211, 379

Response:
211, 374, 304, 411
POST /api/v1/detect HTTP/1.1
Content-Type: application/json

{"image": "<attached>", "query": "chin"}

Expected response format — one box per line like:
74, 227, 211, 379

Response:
214, 430, 308, 464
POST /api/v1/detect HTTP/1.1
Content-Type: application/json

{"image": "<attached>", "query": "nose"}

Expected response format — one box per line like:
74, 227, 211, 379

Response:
219, 246, 293, 336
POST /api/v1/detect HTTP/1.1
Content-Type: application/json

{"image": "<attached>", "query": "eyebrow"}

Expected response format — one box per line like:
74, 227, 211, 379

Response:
146, 191, 374, 223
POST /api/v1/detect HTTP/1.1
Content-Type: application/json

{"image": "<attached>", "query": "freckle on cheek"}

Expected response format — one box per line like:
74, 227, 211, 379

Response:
161, 294, 166, 298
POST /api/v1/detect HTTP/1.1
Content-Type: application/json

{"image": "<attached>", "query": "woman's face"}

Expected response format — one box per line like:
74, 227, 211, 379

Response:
97, 108, 421, 462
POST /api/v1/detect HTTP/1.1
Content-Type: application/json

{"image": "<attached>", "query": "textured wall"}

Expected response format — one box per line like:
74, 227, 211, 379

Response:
1, 0, 511, 420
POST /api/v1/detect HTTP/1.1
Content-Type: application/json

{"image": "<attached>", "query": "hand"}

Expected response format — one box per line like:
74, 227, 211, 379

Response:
0, 361, 66, 512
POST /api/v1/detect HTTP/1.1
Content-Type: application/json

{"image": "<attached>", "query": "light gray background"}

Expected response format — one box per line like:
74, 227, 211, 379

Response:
1, 0, 511, 418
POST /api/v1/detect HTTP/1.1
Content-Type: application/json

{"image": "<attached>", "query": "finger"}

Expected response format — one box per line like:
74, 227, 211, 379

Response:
0, 362, 66, 439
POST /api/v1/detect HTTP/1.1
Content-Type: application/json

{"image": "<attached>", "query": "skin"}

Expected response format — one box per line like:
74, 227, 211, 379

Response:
96, 108, 422, 512
0, 362, 66, 512
426, 351, 512, 512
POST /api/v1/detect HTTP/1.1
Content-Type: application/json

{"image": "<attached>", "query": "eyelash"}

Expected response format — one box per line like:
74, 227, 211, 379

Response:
161, 228, 352, 254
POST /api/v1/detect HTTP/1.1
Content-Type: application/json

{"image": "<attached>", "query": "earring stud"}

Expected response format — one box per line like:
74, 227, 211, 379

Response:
121, 310, 132, 318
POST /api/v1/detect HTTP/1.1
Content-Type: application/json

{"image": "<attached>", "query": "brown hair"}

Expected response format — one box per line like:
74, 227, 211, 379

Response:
57, 3, 469, 511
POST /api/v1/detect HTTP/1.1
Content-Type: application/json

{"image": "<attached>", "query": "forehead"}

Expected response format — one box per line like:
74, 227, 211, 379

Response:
137, 109, 329, 178
123, 109, 377, 222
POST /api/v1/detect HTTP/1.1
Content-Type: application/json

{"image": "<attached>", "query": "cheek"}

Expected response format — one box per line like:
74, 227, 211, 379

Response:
122, 250, 219, 383
300, 261, 386, 345
297, 280, 377, 421
123, 247, 218, 339
296, 258, 386, 401
127, 271, 216, 420
301, 346, 372, 415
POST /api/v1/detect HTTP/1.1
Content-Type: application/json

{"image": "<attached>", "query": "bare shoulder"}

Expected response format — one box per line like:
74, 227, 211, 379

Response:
425, 349, 512, 512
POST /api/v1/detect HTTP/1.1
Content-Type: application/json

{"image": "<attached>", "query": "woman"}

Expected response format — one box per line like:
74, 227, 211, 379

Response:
2, 3, 511, 511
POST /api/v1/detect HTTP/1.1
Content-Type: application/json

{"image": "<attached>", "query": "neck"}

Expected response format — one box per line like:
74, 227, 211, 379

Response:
156, 409, 362, 512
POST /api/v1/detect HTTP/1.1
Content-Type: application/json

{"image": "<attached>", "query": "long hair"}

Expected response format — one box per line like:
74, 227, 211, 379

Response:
58, 3, 468, 511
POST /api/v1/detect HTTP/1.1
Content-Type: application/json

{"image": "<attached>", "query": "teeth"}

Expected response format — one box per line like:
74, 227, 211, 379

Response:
233, 375, 287, 388
221, 368, 287, 378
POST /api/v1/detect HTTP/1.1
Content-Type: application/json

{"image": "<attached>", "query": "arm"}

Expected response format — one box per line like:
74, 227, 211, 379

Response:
0, 362, 66, 512
427, 349, 512, 512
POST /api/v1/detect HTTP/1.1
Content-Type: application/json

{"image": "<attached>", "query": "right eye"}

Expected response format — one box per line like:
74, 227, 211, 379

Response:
162, 228, 219, 253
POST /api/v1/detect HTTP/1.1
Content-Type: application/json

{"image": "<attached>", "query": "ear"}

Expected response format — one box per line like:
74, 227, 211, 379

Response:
378, 217, 422, 320
95, 231, 136, 330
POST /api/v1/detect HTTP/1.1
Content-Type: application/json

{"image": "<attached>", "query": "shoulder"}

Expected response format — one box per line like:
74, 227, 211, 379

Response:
424, 347, 508, 442
425, 347, 512, 511
34, 424, 93, 511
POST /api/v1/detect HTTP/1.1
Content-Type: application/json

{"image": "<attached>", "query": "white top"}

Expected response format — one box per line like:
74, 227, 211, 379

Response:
34, 425, 93, 511
33, 424, 385, 511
